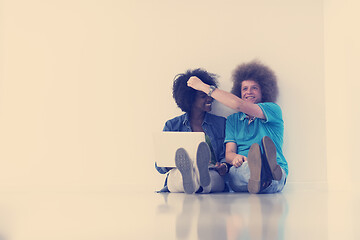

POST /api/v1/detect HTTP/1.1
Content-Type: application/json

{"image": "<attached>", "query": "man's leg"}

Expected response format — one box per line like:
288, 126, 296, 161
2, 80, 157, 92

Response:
247, 143, 272, 194
260, 168, 287, 193
228, 162, 250, 192
261, 136, 282, 181
260, 136, 286, 193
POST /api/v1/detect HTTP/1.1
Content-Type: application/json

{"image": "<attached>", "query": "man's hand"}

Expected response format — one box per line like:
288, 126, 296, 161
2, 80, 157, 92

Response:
187, 76, 208, 92
232, 154, 247, 168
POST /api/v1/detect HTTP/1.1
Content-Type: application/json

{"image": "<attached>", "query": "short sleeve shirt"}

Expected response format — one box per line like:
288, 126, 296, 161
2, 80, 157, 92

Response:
225, 102, 288, 175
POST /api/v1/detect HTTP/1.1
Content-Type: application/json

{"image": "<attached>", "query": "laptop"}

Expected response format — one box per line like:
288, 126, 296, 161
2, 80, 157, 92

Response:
153, 132, 206, 167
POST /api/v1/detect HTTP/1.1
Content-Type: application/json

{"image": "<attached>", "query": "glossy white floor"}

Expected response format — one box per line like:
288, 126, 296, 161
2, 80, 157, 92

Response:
0, 183, 359, 240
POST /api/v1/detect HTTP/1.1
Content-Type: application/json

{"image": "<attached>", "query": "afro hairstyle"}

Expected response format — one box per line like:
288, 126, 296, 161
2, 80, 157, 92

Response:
231, 60, 279, 103
172, 68, 218, 113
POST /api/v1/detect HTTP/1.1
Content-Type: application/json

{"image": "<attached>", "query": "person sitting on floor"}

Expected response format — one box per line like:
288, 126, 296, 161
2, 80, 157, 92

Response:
155, 68, 228, 194
187, 60, 288, 194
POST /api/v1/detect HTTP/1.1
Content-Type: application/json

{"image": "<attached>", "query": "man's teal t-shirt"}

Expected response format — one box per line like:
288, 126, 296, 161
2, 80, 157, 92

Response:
224, 102, 288, 175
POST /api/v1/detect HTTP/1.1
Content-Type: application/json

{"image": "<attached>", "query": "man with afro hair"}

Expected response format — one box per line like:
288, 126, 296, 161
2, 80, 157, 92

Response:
188, 60, 288, 194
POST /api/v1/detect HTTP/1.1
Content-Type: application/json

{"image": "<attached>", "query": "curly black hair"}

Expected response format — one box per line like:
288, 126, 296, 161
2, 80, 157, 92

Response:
231, 60, 278, 103
173, 68, 218, 113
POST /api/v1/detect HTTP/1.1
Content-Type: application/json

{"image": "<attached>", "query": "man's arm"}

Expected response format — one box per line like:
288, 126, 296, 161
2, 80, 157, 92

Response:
225, 142, 247, 168
187, 76, 265, 119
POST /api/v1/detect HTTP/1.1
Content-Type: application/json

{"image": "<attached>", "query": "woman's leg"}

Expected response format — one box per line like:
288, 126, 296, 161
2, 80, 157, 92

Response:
208, 170, 225, 193
168, 143, 222, 194
167, 168, 200, 193
167, 168, 224, 194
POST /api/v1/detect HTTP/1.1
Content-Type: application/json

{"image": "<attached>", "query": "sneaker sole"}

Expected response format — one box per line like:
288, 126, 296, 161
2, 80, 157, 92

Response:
196, 142, 211, 189
262, 136, 282, 181
175, 148, 195, 194
247, 143, 262, 194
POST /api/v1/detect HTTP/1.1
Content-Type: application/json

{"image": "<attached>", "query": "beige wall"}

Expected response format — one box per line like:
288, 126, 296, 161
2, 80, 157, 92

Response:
0, 0, 327, 191
324, 0, 360, 190
324, 1, 360, 236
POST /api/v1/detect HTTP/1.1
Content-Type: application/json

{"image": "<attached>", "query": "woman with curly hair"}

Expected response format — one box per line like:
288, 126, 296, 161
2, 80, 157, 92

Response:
155, 68, 227, 194
188, 60, 288, 194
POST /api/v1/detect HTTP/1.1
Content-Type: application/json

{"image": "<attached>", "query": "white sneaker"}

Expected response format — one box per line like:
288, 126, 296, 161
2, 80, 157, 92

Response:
175, 148, 196, 194
196, 142, 211, 193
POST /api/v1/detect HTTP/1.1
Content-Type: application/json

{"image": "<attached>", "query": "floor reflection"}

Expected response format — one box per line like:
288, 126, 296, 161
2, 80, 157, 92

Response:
0, 186, 357, 239
156, 193, 288, 240
226, 194, 288, 240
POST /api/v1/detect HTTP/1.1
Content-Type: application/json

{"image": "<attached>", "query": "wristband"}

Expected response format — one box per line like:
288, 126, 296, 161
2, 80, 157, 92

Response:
208, 85, 217, 96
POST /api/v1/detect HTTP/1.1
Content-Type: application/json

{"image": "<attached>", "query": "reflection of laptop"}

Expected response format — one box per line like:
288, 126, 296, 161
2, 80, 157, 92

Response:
153, 132, 205, 167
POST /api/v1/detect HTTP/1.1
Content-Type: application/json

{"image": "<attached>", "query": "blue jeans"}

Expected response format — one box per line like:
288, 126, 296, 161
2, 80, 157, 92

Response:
228, 162, 287, 193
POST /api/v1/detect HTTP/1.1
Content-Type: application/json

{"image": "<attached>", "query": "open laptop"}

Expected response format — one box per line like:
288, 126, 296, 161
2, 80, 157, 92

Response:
153, 132, 205, 167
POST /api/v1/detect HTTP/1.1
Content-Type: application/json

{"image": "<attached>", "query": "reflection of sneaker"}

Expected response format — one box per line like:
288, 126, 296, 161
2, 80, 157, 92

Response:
175, 195, 194, 238
175, 148, 195, 194
196, 142, 211, 192
261, 136, 282, 181
247, 143, 263, 194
